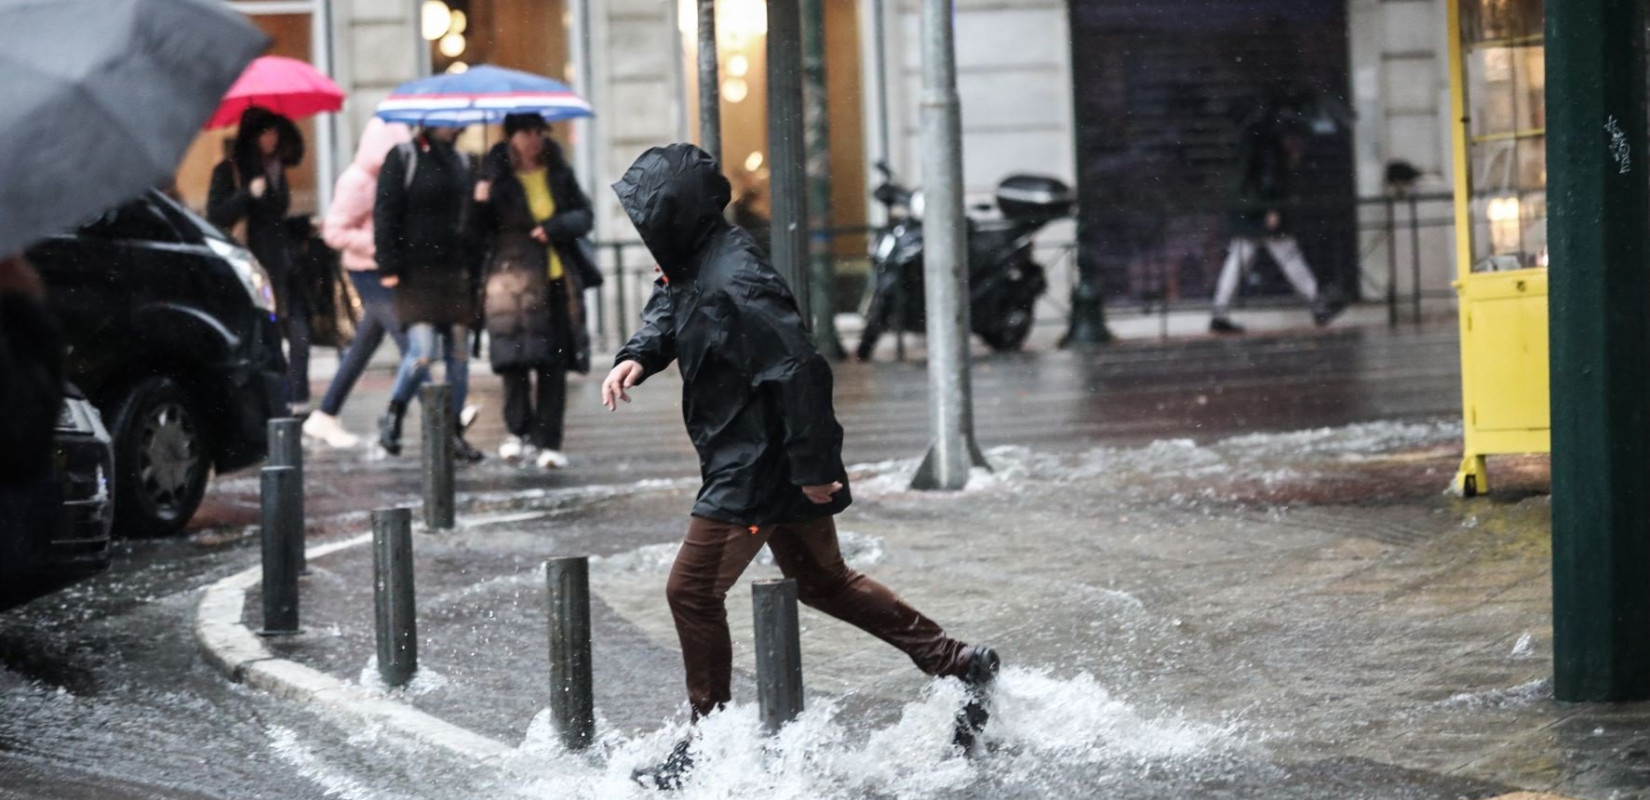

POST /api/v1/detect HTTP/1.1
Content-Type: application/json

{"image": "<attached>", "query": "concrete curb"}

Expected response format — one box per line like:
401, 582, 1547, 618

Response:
193, 531, 518, 764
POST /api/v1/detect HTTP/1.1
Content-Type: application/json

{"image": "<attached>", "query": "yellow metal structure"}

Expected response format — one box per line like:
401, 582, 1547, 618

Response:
1447, 0, 1552, 496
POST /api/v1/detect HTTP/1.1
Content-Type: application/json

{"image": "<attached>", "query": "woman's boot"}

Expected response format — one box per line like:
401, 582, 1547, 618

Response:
378, 400, 406, 456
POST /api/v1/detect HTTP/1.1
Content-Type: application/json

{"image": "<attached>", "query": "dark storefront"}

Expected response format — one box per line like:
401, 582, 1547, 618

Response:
1068, 0, 1357, 308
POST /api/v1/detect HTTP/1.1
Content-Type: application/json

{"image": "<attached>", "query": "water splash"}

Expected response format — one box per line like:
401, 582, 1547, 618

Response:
504, 667, 1232, 799
358, 656, 451, 698
1436, 677, 1551, 709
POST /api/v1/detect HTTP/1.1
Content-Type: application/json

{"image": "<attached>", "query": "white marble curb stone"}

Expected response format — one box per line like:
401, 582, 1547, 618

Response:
192, 531, 519, 766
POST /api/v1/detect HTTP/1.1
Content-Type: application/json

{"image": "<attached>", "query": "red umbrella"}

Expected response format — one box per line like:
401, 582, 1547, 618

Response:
206, 55, 343, 129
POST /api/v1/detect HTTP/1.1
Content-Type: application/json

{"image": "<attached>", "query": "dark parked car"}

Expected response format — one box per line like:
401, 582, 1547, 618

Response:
26, 190, 287, 537
0, 386, 115, 601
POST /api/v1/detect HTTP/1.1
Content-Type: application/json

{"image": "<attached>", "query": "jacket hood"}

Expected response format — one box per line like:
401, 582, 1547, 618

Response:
234, 106, 304, 176
612, 144, 731, 281
353, 118, 411, 178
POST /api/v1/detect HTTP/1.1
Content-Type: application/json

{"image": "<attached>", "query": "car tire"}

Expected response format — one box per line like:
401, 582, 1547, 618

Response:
109, 377, 210, 537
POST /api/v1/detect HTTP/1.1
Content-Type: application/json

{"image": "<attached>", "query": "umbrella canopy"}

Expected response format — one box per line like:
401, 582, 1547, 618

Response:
0, 0, 266, 257
207, 55, 344, 129
376, 65, 594, 127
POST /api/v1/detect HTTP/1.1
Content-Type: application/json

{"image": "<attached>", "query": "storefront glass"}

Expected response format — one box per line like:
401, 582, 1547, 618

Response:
1459, 0, 1546, 272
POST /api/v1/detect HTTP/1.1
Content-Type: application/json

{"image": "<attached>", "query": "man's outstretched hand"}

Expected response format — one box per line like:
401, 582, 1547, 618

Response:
802, 482, 843, 504
602, 360, 646, 411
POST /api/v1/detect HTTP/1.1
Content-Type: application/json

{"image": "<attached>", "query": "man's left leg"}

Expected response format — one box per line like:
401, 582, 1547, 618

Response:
1264, 236, 1343, 326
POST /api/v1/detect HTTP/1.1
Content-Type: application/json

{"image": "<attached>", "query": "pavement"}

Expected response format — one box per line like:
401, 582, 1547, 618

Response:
5, 315, 1648, 799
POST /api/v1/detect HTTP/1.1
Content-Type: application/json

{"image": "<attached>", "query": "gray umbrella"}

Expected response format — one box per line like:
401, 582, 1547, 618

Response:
0, 0, 267, 257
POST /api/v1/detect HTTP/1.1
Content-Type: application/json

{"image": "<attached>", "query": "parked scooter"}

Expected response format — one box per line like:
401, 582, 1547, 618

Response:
855, 161, 1072, 360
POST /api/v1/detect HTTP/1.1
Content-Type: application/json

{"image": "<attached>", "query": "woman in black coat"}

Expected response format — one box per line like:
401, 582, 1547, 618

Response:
373, 125, 483, 461
472, 113, 594, 470
207, 106, 309, 409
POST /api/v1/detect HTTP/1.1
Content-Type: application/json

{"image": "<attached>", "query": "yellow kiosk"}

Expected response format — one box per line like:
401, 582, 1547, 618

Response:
1447, 0, 1551, 496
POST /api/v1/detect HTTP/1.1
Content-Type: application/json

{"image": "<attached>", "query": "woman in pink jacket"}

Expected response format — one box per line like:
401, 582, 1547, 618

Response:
303, 118, 413, 448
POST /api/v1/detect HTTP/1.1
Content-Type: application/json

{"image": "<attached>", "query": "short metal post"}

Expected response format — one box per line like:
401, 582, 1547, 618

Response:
1384, 195, 1398, 328
419, 383, 455, 531
259, 466, 301, 635
267, 417, 306, 572
753, 579, 804, 732
1408, 194, 1422, 326
545, 556, 595, 749
612, 243, 628, 345
373, 508, 417, 688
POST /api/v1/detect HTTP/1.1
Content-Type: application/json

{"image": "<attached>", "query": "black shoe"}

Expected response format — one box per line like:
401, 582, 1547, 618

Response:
953, 645, 1001, 752
1209, 317, 1245, 335
452, 435, 485, 464
378, 410, 404, 456
1312, 299, 1347, 327
632, 739, 694, 791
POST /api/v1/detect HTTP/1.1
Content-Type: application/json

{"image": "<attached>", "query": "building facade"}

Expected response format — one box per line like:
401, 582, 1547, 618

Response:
199, 0, 1458, 321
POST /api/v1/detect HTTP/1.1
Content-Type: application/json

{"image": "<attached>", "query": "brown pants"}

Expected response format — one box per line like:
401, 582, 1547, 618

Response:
666, 515, 970, 718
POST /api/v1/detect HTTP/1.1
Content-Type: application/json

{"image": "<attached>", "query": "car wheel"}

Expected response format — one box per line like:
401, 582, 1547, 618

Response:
110, 377, 209, 537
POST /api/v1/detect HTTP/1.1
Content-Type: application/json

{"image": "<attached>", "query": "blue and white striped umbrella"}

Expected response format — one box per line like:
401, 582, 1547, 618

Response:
375, 65, 593, 127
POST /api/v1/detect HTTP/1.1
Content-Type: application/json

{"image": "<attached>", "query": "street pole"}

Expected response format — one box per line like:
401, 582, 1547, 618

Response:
259, 466, 301, 636
752, 579, 804, 732
1059, 14, 1113, 349
372, 507, 417, 689
545, 556, 595, 749
910, 0, 986, 491
267, 417, 306, 573
1546, 0, 1650, 702
697, 0, 721, 166
767, 0, 810, 322
420, 383, 455, 531
802, 0, 845, 359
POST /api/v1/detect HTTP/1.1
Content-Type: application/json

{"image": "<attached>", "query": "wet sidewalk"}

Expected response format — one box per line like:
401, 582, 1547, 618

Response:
247, 415, 1648, 799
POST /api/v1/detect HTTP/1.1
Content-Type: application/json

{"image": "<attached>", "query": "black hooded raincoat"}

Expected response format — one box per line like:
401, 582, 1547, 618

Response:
612, 144, 850, 526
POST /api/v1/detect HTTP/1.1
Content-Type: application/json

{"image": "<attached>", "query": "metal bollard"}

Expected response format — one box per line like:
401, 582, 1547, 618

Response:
753, 578, 804, 732
259, 466, 302, 635
546, 557, 595, 749
420, 383, 455, 531
267, 417, 306, 572
373, 508, 418, 688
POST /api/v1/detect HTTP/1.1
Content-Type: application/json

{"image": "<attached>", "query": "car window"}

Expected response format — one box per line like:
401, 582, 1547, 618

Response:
79, 200, 180, 244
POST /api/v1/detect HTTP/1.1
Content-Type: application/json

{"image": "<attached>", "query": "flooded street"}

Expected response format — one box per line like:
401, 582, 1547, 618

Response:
5, 327, 1640, 799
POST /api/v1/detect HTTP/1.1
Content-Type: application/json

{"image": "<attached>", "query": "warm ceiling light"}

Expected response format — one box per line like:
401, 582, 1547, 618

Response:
721, 77, 748, 103
446, 61, 469, 74
421, 0, 451, 41
745, 151, 764, 172
726, 53, 749, 77
449, 10, 468, 34
439, 32, 467, 58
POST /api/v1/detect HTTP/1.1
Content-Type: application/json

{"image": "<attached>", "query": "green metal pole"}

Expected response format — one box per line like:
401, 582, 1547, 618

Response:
1547, 0, 1650, 702
802, 0, 845, 359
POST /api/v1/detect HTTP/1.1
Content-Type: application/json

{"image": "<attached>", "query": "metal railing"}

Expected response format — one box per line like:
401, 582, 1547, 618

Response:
588, 193, 1457, 349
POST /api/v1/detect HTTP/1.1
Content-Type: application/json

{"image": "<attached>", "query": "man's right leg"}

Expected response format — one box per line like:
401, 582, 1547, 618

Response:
665, 517, 772, 718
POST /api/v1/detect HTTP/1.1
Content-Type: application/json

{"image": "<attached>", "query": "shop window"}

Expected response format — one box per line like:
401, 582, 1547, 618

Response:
1460, 0, 1547, 271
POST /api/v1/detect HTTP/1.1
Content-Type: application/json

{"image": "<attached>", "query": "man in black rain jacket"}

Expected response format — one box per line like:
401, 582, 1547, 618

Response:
603, 144, 1000, 789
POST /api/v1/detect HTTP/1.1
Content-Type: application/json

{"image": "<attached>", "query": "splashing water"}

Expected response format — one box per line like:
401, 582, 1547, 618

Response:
1436, 678, 1551, 710
358, 656, 451, 698
502, 667, 1232, 799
